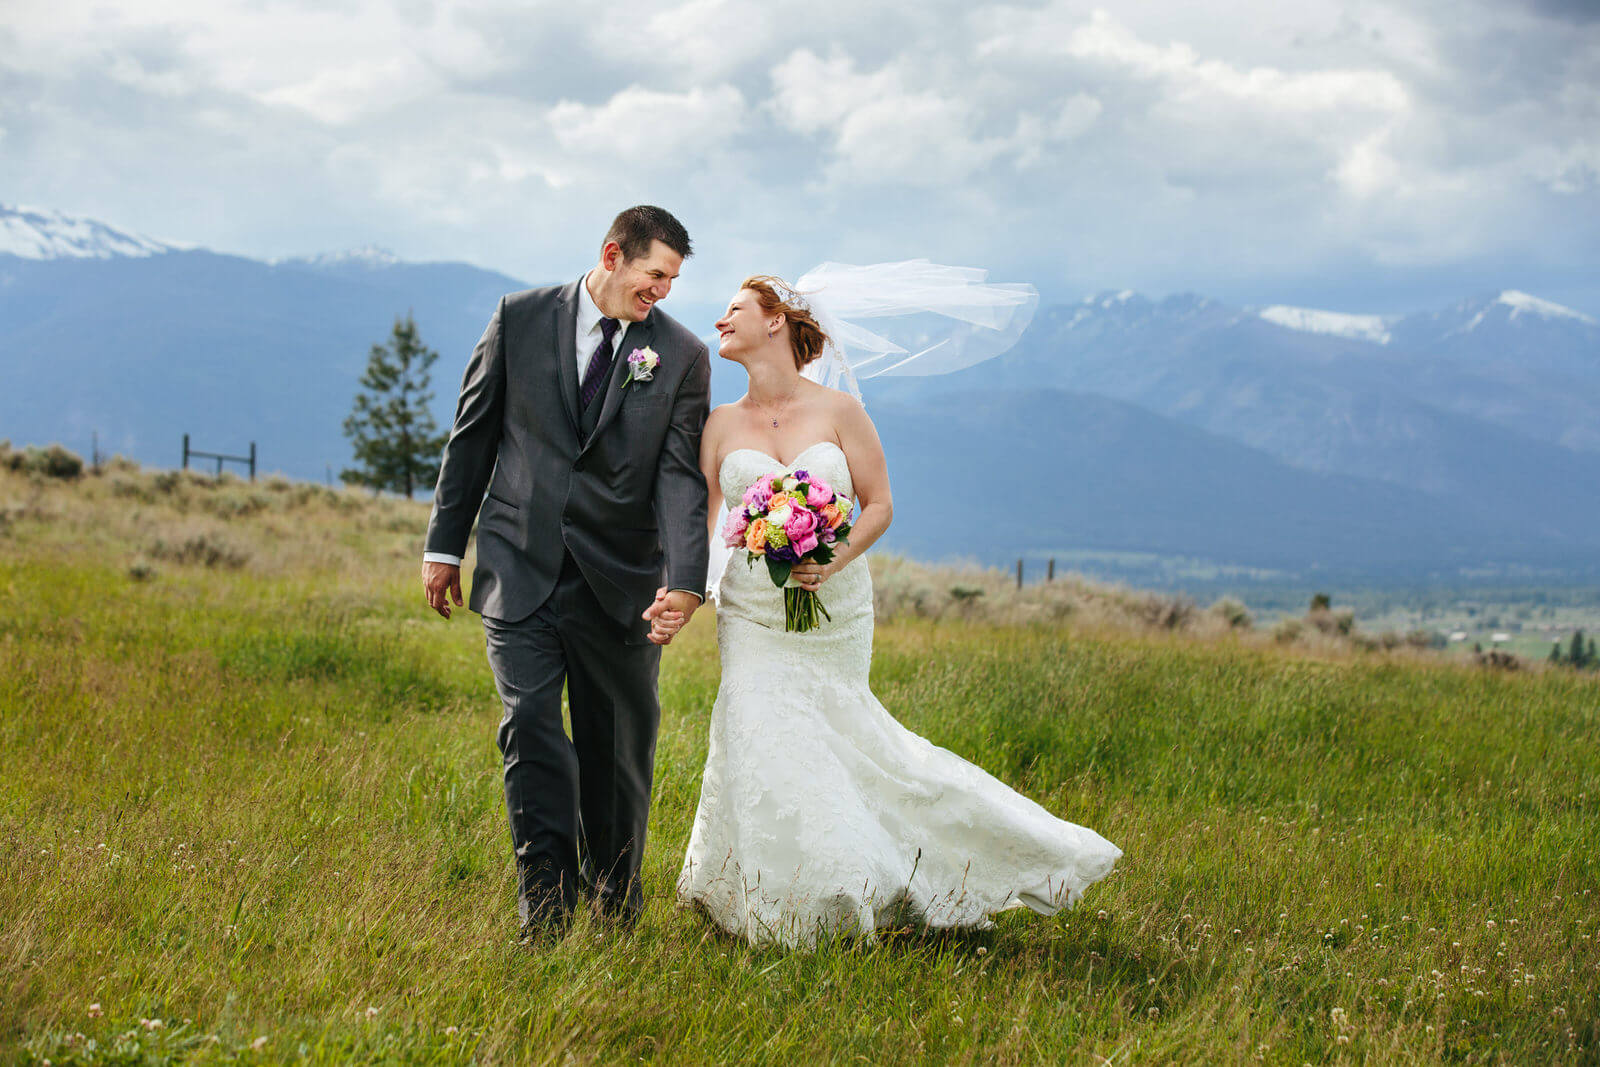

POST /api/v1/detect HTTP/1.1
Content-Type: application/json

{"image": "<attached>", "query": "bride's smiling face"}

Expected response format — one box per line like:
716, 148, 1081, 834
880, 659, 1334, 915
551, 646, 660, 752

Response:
714, 288, 775, 361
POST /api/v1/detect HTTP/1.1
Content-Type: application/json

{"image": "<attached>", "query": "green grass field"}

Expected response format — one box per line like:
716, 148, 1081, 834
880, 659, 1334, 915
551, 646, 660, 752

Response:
2, 469, 1598, 1063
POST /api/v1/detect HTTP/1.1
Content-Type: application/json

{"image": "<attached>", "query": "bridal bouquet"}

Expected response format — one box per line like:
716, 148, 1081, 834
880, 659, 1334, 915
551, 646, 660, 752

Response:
722, 468, 854, 632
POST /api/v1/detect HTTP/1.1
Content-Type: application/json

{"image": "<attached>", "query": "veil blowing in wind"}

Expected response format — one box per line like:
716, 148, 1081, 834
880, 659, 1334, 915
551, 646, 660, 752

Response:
794, 259, 1040, 399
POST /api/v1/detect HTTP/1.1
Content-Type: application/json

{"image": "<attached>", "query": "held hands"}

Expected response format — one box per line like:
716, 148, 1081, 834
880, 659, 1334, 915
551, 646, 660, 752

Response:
423, 561, 464, 619
643, 587, 701, 645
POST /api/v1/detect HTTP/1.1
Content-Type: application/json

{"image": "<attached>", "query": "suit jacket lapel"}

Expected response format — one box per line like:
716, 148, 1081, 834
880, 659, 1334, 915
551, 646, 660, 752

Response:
582, 314, 654, 452
554, 278, 583, 438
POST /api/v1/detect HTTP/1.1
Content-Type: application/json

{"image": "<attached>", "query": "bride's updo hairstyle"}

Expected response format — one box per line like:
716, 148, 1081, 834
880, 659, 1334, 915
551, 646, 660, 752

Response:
741, 275, 830, 371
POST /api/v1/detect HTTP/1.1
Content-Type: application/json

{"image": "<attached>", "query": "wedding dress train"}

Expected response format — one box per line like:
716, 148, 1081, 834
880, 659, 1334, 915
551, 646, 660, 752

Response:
676, 441, 1121, 947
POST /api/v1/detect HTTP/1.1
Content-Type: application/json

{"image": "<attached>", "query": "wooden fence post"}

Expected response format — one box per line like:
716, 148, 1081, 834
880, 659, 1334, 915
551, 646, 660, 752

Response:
181, 434, 256, 480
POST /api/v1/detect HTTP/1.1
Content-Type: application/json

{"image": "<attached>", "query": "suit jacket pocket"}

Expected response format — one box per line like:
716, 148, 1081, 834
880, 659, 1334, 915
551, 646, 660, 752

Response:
485, 491, 521, 510
624, 392, 671, 410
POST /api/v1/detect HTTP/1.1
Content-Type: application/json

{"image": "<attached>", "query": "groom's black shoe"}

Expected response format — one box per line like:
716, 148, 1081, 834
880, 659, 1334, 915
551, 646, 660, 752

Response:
579, 859, 643, 930
516, 887, 572, 944
592, 893, 643, 931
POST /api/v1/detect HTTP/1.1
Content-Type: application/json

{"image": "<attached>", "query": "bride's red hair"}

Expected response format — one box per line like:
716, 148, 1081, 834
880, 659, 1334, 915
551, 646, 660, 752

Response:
740, 275, 830, 370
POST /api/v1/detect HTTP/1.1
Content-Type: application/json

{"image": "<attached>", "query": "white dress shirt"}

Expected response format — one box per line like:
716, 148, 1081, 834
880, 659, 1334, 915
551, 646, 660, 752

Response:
573, 269, 632, 385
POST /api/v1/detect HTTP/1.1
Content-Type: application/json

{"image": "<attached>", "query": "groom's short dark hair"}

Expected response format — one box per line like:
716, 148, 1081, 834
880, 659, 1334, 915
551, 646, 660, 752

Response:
604, 205, 693, 262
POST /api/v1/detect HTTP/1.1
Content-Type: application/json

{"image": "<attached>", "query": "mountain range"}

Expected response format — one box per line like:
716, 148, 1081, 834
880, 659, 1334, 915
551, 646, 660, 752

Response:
4, 203, 1598, 587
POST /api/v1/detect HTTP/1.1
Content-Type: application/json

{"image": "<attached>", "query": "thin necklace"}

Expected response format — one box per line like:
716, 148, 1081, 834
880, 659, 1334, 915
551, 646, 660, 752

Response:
752, 382, 799, 428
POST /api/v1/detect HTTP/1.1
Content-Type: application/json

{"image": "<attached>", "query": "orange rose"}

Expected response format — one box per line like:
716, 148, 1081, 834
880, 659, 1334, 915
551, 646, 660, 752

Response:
820, 503, 844, 529
745, 518, 768, 553
766, 492, 793, 512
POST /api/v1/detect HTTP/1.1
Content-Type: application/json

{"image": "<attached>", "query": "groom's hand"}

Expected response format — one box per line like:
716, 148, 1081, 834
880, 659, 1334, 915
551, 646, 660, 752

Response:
423, 561, 464, 619
643, 587, 700, 645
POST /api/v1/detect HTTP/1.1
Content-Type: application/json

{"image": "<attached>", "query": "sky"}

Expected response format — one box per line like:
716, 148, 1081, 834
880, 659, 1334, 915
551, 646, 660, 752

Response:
2, 0, 1598, 319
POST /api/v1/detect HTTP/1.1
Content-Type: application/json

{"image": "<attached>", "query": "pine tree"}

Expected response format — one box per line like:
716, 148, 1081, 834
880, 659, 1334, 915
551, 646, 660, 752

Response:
342, 315, 448, 499
1549, 641, 1563, 665
1589, 637, 1598, 671
1568, 629, 1589, 670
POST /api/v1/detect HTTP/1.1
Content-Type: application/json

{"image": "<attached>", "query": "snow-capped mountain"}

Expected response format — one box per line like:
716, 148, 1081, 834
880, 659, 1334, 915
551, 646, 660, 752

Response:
868, 282, 1600, 553
1491, 289, 1596, 326
277, 246, 403, 270
1247, 290, 1597, 348
1390, 289, 1599, 349
1255, 305, 1396, 345
0, 204, 187, 260
0, 208, 529, 502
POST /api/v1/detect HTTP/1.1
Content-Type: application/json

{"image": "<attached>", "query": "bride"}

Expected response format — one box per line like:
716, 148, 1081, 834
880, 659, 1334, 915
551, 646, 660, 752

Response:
656, 269, 1121, 948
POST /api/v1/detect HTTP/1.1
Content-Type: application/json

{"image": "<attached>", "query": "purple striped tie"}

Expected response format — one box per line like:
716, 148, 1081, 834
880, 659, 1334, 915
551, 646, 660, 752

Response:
580, 317, 620, 410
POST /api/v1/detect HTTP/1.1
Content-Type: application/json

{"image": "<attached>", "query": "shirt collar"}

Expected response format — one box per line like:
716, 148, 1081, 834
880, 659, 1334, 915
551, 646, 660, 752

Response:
579, 270, 634, 339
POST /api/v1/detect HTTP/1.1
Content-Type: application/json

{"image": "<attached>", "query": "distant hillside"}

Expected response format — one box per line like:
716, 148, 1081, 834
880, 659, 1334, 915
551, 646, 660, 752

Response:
2, 241, 529, 478
869, 389, 1594, 579
867, 289, 1600, 564
5, 203, 1599, 583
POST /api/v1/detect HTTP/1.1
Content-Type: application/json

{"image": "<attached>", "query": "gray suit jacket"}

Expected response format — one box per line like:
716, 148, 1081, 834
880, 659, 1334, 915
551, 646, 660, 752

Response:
425, 278, 711, 640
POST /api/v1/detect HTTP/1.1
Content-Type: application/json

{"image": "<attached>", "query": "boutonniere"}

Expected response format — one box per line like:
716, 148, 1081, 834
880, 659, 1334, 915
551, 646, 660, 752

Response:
622, 346, 660, 389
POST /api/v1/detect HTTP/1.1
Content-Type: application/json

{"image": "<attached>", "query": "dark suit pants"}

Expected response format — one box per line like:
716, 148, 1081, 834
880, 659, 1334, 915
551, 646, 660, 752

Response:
483, 554, 661, 923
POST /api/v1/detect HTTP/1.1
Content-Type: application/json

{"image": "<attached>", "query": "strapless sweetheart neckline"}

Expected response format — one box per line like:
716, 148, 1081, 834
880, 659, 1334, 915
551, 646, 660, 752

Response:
721, 440, 844, 472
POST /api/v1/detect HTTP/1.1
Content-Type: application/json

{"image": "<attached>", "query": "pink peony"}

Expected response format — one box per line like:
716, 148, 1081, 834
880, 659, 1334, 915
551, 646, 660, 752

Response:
793, 530, 820, 556
804, 479, 834, 507
783, 506, 819, 543
723, 509, 750, 546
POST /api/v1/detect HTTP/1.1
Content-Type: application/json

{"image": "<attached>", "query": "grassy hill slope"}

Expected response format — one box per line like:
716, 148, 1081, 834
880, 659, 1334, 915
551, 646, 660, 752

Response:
2, 467, 1597, 1063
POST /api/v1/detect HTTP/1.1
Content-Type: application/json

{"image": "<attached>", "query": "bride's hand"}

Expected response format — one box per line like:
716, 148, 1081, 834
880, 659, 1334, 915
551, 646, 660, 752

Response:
791, 561, 834, 592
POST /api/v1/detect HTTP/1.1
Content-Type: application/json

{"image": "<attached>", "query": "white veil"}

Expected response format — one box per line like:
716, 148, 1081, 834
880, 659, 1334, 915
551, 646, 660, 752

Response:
796, 259, 1039, 399
703, 259, 1039, 601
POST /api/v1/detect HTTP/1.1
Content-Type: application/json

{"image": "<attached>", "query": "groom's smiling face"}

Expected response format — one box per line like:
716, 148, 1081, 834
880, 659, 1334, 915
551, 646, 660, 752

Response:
593, 239, 683, 323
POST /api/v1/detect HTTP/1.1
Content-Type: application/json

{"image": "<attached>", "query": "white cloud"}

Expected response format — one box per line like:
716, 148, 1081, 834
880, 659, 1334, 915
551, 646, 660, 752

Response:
1052, 10, 1409, 113
0, 0, 1593, 313
1010, 95, 1103, 169
599, 0, 780, 82
770, 49, 1056, 185
261, 56, 444, 125
548, 84, 747, 164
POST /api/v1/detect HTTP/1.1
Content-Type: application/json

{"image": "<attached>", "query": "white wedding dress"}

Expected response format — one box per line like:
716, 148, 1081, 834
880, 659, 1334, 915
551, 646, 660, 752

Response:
676, 441, 1122, 948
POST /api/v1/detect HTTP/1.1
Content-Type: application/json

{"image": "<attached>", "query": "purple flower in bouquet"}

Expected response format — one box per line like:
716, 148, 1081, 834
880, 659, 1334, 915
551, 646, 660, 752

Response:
743, 480, 773, 511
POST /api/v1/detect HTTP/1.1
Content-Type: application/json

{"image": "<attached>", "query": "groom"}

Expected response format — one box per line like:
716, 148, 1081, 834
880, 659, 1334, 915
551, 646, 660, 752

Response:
421, 205, 710, 933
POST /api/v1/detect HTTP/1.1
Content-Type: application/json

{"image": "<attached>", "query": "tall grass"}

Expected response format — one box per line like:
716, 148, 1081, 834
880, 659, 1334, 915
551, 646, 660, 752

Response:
2, 466, 1597, 1063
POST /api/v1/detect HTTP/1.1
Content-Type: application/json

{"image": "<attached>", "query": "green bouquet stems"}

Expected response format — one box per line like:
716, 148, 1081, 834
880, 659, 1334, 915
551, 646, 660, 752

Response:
784, 586, 833, 633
